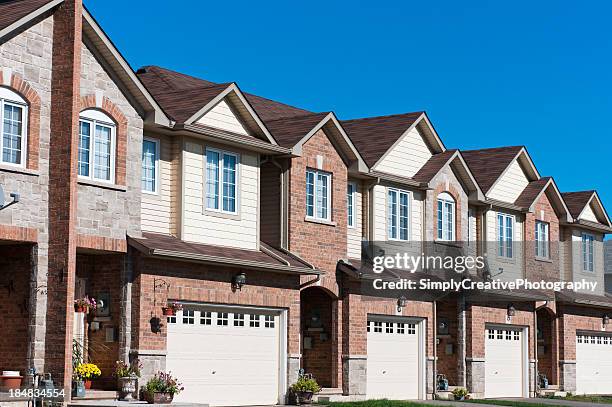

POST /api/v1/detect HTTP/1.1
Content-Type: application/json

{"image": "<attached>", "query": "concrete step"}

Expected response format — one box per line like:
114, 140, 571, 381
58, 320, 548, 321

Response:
314, 388, 366, 403
69, 402, 208, 407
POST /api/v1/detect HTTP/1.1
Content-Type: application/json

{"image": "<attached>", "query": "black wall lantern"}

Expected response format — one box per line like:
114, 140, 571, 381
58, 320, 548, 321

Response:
397, 296, 407, 313
232, 272, 247, 291
604, 314, 610, 326
507, 303, 516, 318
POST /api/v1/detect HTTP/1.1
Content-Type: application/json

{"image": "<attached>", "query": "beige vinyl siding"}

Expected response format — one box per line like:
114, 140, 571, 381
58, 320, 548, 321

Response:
571, 229, 605, 295
467, 208, 477, 258
182, 139, 259, 250
141, 135, 177, 234
371, 184, 423, 264
373, 127, 432, 177
347, 181, 363, 259
483, 210, 524, 282
195, 99, 249, 135
559, 227, 572, 281
579, 203, 598, 222
487, 159, 529, 203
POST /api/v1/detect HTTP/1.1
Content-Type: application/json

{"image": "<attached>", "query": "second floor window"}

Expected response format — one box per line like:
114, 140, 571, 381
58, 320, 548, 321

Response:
582, 233, 594, 272
437, 192, 455, 241
0, 88, 27, 166
347, 182, 356, 228
388, 188, 410, 240
306, 169, 331, 221
497, 213, 514, 258
205, 148, 238, 214
78, 109, 116, 183
142, 138, 159, 193
535, 220, 549, 259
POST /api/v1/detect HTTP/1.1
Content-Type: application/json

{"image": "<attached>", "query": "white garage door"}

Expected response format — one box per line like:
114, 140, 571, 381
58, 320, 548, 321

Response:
366, 317, 422, 399
485, 327, 525, 398
576, 333, 612, 395
167, 306, 282, 406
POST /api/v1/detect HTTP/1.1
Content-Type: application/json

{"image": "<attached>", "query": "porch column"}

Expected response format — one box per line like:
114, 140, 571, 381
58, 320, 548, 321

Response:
341, 292, 366, 396
118, 248, 134, 362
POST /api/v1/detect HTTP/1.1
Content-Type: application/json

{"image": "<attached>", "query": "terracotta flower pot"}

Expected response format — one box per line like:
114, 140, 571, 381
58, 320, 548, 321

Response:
145, 392, 174, 404
162, 307, 175, 316
2, 376, 23, 390
84, 380, 92, 389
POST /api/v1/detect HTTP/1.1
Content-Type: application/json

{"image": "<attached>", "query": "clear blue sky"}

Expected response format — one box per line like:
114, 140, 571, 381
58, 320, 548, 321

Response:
87, 0, 611, 215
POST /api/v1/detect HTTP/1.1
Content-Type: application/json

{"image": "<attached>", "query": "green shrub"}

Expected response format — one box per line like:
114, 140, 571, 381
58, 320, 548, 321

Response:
290, 376, 321, 393
452, 387, 469, 398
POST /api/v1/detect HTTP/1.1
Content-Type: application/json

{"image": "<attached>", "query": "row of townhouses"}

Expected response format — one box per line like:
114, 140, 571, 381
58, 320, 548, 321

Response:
1, 0, 611, 405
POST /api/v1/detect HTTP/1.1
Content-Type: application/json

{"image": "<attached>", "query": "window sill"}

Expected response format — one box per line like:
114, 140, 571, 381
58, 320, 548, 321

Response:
78, 179, 127, 192
304, 216, 336, 227
434, 240, 463, 249
535, 256, 553, 263
204, 209, 241, 221
0, 164, 39, 176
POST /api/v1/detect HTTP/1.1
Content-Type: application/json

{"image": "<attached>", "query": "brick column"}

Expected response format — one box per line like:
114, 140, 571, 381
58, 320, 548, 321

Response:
341, 292, 366, 395
118, 248, 134, 362
26, 244, 48, 380
45, 0, 82, 394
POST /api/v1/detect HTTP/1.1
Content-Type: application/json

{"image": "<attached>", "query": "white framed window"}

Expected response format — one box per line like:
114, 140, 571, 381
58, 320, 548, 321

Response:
535, 221, 549, 259
78, 109, 116, 183
497, 213, 514, 258
582, 233, 594, 272
388, 188, 410, 240
347, 182, 356, 228
205, 148, 238, 214
437, 192, 455, 241
142, 137, 159, 194
0, 88, 27, 167
306, 169, 331, 221
182, 309, 194, 325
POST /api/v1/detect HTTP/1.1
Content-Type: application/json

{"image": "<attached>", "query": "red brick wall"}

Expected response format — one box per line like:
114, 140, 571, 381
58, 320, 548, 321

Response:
288, 129, 347, 292
466, 302, 535, 359
525, 190, 560, 282
0, 245, 31, 374
45, 0, 82, 391
76, 254, 123, 390
132, 255, 301, 355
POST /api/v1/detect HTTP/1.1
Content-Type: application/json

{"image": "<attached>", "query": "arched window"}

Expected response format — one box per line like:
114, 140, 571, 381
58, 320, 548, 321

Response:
0, 87, 28, 166
437, 192, 455, 241
78, 109, 116, 183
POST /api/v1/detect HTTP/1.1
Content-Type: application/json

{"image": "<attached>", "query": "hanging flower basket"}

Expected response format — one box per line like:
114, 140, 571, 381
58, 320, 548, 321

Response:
74, 296, 97, 314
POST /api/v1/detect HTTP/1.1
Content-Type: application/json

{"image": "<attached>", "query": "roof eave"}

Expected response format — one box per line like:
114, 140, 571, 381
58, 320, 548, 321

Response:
0, 0, 63, 43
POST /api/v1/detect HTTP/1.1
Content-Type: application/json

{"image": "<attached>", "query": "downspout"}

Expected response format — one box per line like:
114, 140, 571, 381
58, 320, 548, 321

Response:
533, 308, 538, 397
459, 294, 467, 388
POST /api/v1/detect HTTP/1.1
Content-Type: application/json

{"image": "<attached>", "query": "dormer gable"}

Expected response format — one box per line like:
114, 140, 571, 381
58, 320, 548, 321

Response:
562, 190, 611, 228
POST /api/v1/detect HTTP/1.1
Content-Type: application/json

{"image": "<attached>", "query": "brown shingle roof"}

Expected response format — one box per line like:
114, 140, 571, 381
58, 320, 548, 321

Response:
0, 0, 56, 32
341, 112, 424, 167
264, 112, 329, 148
136, 65, 311, 123
514, 177, 551, 209
561, 190, 595, 219
413, 149, 457, 183
129, 232, 319, 273
461, 146, 523, 193
152, 83, 231, 123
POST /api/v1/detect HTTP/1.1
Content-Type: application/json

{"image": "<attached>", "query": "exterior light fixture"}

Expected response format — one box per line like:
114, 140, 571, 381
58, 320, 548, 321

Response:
0, 184, 19, 211
397, 296, 407, 313
507, 303, 516, 318
232, 272, 247, 291
604, 314, 610, 326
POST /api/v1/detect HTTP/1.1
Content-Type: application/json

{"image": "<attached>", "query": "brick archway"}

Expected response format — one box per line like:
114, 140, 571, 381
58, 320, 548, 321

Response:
0, 70, 42, 170
301, 286, 338, 387
79, 95, 128, 185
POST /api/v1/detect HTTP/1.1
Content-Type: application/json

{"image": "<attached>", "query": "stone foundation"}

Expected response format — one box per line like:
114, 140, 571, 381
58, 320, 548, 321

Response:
342, 355, 367, 395
559, 360, 576, 392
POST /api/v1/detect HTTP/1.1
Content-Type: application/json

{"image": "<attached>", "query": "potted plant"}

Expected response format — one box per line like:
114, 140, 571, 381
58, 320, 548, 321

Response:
74, 296, 97, 313
114, 360, 142, 401
74, 363, 101, 390
289, 376, 321, 405
143, 371, 183, 404
452, 387, 469, 401
162, 302, 183, 316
